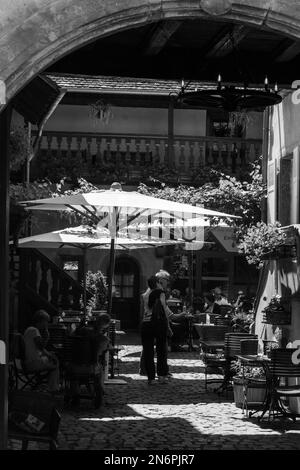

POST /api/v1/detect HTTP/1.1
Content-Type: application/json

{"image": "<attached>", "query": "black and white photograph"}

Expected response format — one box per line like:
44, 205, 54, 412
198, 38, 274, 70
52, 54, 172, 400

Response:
1, 0, 300, 456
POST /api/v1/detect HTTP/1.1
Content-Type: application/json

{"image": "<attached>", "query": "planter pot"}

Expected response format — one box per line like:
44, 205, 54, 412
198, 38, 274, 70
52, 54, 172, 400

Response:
233, 378, 266, 409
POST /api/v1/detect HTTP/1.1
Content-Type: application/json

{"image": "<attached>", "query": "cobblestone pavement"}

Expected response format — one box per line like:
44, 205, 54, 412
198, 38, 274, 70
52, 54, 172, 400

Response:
9, 332, 300, 450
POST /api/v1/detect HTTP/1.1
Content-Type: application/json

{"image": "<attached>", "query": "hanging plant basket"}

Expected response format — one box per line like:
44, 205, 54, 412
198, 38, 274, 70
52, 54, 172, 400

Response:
262, 309, 291, 325
262, 294, 291, 325
261, 244, 297, 260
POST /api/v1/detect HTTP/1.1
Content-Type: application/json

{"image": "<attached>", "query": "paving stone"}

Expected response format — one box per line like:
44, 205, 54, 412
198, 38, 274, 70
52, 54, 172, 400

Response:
8, 331, 300, 451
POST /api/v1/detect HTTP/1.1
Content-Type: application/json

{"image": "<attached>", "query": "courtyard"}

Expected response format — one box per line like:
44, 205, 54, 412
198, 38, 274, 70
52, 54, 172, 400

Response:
9, 332, 300, 451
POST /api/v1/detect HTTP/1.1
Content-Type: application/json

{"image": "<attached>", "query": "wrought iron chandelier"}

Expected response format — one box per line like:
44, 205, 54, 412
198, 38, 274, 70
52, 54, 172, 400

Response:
178, 75, 282, 112
177, 30, 282, 112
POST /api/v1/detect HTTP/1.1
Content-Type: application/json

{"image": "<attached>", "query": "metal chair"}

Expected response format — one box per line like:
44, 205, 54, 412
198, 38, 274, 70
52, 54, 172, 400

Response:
240, 339, 259, 355
195, 325, 230, 391
8, 390, 61, 450
9, 333, 50, 391
217, 332, 258, 395
266, 348, 300, 422
64, 334, 105, 409
238, 339, 266, 417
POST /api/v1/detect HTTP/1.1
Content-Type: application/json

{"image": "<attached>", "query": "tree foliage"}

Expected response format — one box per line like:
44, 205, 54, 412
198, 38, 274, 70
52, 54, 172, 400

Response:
138, 161, 266, 230
9, 125, 30, 172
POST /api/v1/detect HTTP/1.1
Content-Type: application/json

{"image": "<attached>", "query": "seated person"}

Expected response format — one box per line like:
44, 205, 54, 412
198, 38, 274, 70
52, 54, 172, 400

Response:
67, 313, 110, 407
23, 309, 60, 393
166, 295, 192, 352
210, 288, 232, 316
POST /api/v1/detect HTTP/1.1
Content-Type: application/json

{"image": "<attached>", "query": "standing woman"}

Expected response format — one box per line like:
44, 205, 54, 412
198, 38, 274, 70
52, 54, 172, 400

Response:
141, 275, 172, 385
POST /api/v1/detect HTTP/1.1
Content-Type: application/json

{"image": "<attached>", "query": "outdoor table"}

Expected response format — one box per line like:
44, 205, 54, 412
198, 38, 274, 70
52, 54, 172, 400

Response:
236, 354, 271, 419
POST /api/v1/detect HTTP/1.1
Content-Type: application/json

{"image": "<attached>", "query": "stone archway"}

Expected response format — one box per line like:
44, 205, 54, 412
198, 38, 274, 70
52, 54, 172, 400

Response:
1, 0, 300, 449
1, 0, 300, 103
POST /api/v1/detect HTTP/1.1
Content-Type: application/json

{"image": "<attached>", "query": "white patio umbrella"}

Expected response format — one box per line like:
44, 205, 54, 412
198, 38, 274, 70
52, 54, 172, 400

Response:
16, 225, 184, 317
20, 182, 238, 317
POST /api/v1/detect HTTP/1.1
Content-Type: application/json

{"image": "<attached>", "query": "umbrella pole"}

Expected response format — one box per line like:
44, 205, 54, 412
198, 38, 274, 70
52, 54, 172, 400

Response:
188, 250, 194, 309
108, 238, 116, 318
108, 238, 116, 379
83, 247, 87, 321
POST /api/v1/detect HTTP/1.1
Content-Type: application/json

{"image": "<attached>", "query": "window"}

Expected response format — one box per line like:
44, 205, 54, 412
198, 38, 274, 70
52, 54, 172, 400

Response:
60, 255, 83, 282
212, 120, 230, 137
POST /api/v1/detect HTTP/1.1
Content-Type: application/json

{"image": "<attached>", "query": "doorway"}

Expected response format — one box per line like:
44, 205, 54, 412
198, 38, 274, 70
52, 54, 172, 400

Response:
112, 256, 140, 329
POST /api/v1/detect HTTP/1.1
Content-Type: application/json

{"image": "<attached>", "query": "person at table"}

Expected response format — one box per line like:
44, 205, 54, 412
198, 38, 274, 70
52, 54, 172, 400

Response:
211, 287, 232, 315
167, 291, 192, 352
141, 273, 173, 385
212, 287, 230, 306
23, 309, 60, 393
66, 313, 110, 407
203, 293, 215, 313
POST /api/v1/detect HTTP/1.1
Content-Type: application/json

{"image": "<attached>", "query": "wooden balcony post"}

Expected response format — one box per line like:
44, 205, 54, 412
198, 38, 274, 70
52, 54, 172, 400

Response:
0, 104, 11, 450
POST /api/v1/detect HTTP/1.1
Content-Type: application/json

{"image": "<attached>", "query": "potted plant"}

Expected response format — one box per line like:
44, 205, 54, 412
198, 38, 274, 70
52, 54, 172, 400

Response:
231, 360, 266, 409
83, 270, 108, 316
231, 311, 254, 333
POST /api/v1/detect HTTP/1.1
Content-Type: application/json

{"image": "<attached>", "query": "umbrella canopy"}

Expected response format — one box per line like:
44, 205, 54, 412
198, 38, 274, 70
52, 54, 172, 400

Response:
16, 225, 184, 316
15, 225, 184, 250
20, 182, 238, 317
21, 184, 238, 220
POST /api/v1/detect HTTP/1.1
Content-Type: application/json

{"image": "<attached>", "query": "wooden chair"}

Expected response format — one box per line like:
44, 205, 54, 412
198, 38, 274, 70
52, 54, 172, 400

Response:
266, 348, 300, 422
8, 390, 61, 450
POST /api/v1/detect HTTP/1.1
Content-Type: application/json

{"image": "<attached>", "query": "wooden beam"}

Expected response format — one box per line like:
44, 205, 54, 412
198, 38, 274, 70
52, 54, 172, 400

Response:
144, 21, 181, 56
275, 40, 300, 62
205, 25, 248, 59
0, 104, 11, 450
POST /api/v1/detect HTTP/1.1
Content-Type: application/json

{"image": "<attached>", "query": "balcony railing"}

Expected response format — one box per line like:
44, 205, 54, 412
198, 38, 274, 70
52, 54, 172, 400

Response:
34, 131, 262, 183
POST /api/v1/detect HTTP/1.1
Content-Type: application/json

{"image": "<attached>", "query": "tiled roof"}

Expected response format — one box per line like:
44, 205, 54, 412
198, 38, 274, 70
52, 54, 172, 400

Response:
45, 73, 283, 96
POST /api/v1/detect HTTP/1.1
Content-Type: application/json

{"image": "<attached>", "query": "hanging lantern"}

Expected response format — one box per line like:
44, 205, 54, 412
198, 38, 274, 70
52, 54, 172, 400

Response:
89, 98, 113, 125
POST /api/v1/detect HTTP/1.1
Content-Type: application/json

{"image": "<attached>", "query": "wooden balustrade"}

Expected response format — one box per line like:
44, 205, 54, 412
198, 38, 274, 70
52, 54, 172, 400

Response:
34, 131, 262, 183
19, 248, 91, 315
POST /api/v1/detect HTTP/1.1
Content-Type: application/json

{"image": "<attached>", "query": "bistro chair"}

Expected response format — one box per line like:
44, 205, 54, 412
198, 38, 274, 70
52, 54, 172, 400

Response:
216, 332, 258, 395
266, 348, 300, 422
237, 339, 267, 417
9, 332, 50, 391
195, 325, 230, 391
64, 335, 106, 409
240, 339, 259, 356
8, 390, 61, 450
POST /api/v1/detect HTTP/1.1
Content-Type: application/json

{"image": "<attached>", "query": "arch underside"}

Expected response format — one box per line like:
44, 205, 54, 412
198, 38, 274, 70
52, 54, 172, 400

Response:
0, 1, 300, 101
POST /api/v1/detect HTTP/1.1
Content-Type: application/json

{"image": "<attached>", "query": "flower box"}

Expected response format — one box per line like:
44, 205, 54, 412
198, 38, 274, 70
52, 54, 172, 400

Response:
262, 309, 291, 325
262, 294, 291, 325
233, 377, 266, 408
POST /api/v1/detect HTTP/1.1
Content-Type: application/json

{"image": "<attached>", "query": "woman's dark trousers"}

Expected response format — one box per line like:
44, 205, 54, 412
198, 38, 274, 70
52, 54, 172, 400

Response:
141, 322, 168, 381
